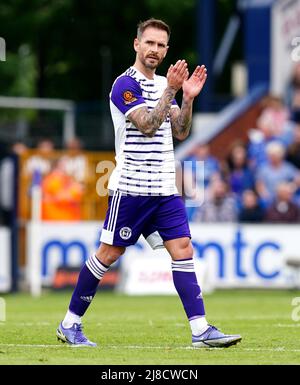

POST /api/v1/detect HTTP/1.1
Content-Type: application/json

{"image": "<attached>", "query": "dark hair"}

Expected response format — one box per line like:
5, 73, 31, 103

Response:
137, 18, 171, 40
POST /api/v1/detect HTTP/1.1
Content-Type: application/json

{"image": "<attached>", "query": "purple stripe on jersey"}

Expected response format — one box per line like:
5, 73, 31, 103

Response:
122, 167, 160, 174
125, 156, 163, 162
117, 188, 166, 196
121, 175, 162, 182
124, 162, 162, 168
126, 127, 165, 132
126, 134, 164, 138
119, 181, 163, 188
124, 162, 162, 169
122, 166, 175, 174
139, 83, 154, 87
141, 89, 157, 93
124, 142, 164, 145
124, 150, 164, 154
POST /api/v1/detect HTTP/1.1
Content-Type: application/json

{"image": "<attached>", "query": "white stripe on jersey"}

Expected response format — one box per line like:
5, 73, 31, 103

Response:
108, 66, 178, 196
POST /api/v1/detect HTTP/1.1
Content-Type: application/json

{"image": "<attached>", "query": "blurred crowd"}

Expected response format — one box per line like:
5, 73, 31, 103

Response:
183, 63, 300, 223
0, 137, 87, 224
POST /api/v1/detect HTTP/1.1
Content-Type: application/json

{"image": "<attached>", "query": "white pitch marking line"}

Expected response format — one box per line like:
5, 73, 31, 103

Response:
0, 344, 62, 348
1, 344, 300, 353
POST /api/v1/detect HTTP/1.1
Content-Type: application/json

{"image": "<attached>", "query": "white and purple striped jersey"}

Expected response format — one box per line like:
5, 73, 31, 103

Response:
108, 66, 179, 196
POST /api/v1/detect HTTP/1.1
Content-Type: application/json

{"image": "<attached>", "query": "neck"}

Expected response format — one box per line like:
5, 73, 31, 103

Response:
133, 60, 155, 80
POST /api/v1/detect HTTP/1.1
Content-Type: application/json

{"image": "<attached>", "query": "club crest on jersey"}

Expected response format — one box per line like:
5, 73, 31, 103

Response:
123, 91, 137, 104
119, 227, 132, 240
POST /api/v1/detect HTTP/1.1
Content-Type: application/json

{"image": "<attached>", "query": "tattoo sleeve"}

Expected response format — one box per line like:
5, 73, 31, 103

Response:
127, 87, 176, 137
170, 98, 193, 141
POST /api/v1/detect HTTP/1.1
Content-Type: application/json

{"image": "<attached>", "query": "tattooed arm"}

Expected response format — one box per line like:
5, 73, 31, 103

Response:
128, 86, 177, 137
127, 60, 188, 137
171, 65, 207, 141
170, 99, 193, 141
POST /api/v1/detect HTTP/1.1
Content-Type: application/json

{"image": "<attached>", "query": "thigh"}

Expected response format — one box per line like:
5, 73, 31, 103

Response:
100, 191, 158, 247
144, 195, 191, 242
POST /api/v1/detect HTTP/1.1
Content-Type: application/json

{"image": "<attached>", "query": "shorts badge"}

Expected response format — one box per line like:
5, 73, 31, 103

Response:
119, 227, 132, 240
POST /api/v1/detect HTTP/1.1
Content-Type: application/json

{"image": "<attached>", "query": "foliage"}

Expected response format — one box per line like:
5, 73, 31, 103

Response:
0, 1, 240, 103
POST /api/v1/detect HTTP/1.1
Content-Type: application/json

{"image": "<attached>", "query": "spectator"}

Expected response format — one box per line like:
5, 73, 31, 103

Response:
0, 142, 28, 226
256, 141, 300, 207
226, 142, 254, 200
183, 143, 220, 221
248, 106, 293, 170
24, 138, 55, 177
184, 143, 220, 188
194, 178, 238, 223
60, 137, 87, 182
264, 182, 300, 223
238, 189, 264, 223
286, 123, 300, 169
259, 96, 291, 137
41, 158, 84, 221
285, 62, 300, 121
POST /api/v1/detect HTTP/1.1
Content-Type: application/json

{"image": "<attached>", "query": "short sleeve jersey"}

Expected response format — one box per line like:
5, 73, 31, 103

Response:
108, 66, 179, 195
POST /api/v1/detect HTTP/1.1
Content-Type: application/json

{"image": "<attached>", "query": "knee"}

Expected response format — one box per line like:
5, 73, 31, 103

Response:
95, 244, 125, 266
173, 239, 194, 260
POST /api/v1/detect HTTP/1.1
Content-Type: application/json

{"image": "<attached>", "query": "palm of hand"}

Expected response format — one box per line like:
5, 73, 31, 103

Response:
183, 65, 207, 99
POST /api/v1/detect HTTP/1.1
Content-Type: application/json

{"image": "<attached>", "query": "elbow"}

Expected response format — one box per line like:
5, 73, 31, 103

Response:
144, 131, 157, 138
174, 132, 189, 141
138, 125, 159, 137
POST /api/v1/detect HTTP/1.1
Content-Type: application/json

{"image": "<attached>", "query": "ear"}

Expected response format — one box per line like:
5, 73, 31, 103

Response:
134, 38, 139, 53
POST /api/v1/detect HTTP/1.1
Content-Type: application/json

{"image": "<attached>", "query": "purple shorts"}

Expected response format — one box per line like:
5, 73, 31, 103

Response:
100, 191, 191, 247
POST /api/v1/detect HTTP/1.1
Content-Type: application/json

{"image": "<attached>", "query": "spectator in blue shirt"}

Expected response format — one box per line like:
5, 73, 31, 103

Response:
255, 141, 300, 207
226, 142, 254, 204
183, 143, 220, 221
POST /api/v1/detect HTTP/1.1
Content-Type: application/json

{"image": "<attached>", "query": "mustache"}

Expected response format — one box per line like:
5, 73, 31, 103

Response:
147, 54, 159, 59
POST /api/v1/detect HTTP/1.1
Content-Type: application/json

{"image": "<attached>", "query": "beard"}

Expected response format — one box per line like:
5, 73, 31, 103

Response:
140, 54, 164, 70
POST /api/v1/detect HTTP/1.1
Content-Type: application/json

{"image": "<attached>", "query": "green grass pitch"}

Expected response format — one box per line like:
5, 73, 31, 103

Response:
0, 290, 300, 365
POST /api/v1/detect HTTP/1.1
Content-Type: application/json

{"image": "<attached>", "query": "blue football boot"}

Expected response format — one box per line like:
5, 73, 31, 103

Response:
56, 322, 97, 347
192, 325, 242, 348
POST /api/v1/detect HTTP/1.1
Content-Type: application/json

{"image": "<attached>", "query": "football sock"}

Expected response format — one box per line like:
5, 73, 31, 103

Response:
189, 316, 209, 336
62, 310, 81, 329
66, 255, 109, 320
171, 258, 208, 335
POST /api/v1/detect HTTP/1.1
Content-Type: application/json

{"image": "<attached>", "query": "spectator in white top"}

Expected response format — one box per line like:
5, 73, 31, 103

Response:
194, 177, 238, 223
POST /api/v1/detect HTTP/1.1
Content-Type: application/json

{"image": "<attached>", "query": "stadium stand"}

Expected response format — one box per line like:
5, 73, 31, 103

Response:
176, 82, 300, 223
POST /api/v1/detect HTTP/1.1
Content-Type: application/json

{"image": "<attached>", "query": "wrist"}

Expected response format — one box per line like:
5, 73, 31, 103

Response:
166, 85, 178, 96
183, 94, 194, 103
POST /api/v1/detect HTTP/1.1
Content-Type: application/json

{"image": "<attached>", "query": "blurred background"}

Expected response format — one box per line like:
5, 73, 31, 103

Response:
1, 0, 300, 297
